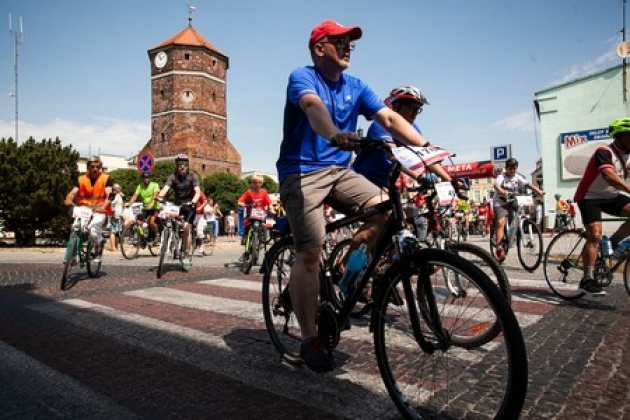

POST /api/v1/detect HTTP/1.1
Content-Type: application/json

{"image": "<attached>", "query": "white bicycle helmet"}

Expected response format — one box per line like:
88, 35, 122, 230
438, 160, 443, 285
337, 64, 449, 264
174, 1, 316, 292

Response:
385, 85, 430, 107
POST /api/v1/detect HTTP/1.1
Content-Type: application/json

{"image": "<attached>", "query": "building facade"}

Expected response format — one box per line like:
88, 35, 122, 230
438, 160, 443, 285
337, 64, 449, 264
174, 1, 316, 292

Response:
536, 64, 630, 228
140, 20, 241, 177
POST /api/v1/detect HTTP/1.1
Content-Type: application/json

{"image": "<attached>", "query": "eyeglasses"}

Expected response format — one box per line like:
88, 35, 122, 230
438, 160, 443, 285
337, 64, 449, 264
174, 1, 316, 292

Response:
89, 165, 101, 169
177, 162, 188, 166
319, 39, 356, 51
404, 104, 423, 115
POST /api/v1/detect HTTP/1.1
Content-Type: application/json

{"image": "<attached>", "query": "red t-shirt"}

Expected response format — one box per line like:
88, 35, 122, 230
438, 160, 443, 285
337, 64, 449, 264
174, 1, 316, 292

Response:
195, 191, 207, 214
238, 189, 272, 227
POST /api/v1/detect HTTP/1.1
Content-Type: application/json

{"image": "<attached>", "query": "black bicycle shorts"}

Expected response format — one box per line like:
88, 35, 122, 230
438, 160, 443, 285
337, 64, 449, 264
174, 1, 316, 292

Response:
577, 195, 630, 225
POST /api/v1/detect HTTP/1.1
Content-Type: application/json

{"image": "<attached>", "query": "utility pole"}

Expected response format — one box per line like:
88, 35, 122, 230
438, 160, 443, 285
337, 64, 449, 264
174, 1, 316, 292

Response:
9, 14, 23, 142
623, 0, 627, 102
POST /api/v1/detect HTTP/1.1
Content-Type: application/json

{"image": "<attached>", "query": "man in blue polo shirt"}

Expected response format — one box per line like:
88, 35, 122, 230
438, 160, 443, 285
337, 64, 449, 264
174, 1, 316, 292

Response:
276, 20, 451, 373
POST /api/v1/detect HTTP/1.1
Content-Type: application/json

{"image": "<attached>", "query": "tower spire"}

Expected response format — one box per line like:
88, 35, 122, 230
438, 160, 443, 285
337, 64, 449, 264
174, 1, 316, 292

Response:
188, 4, 196, 27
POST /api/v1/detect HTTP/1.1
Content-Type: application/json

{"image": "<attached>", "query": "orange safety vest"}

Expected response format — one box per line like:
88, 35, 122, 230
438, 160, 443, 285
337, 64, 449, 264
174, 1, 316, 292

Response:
76, 173, 113, 215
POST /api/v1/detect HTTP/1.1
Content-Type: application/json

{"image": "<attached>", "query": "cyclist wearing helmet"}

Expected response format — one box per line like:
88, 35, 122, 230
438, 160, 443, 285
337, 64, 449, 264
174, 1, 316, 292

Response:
575, 117, 630, 294
126, 171, 162, 245
353, 85, 432, 188
157, 153, 201, 270
276, 20, 454, 372
493, 157, 544, 262
64, 156, 113, 263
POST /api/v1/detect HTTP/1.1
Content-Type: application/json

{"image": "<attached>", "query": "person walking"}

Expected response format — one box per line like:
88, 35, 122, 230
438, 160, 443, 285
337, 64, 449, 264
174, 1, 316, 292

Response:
107, 184, 125, 252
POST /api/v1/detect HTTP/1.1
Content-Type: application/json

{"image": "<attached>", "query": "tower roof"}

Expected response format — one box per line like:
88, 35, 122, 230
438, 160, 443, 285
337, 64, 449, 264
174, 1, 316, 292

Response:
150, 25, 226, 58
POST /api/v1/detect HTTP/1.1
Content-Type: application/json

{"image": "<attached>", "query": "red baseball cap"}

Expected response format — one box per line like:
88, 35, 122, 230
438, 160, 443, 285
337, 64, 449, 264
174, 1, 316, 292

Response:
308, 20, 362, 48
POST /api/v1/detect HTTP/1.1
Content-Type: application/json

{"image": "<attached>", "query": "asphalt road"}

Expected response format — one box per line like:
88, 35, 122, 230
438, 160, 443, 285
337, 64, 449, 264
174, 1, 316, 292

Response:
1, 235, 629, 419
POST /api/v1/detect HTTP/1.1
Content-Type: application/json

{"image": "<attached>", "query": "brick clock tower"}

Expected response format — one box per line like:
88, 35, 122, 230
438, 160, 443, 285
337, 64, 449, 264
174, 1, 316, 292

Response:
142, 20, 241, 177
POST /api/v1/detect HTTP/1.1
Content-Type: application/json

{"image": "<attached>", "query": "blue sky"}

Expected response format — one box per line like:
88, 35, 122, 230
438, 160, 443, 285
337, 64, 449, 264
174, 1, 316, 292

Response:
0, 1, 624, 177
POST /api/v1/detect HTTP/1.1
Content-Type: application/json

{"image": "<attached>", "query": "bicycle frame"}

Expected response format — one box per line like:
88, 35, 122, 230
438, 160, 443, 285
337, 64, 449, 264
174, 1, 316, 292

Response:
318, 155, 447, 353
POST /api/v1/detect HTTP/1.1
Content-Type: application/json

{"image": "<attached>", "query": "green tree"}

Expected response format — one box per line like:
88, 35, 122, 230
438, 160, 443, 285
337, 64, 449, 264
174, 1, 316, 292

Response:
108, 168, 140, 198
201, 172, 243, 214
0, 137, 79, 245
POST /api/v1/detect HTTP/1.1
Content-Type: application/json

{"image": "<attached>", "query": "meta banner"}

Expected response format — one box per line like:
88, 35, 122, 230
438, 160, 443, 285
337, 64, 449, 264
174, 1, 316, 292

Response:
443, 160, 496, 179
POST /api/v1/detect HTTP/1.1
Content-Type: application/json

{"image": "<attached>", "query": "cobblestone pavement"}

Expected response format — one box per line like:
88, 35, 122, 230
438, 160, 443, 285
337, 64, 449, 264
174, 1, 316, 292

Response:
0, 236, 629, 419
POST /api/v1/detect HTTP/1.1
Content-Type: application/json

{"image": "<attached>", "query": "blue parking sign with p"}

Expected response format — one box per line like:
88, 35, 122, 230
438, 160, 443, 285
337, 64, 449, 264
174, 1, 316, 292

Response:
491, 145, 511, 162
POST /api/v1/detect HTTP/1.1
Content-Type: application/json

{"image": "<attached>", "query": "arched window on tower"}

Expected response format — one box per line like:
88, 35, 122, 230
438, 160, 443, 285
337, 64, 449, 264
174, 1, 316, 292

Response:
212, 91, 216, 102
161, 133, 166, 142
160, 89, 165, 99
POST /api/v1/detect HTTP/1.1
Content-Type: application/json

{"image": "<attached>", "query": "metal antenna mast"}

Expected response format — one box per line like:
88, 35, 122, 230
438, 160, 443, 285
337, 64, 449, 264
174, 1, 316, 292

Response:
9, 14, 23, 142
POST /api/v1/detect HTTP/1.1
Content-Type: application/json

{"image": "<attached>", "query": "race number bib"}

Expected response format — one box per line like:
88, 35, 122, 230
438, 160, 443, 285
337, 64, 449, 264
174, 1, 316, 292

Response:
434, 182, 457, 206
72, 206, 93, 221
391, 146, 452, 175
159, 204, 181, 218
250, 208, 267, 221
516, 196, 533, 207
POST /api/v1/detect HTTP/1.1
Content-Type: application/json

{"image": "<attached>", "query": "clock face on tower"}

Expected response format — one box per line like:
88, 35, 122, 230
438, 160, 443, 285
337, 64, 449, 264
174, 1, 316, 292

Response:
154, 51, 168, 68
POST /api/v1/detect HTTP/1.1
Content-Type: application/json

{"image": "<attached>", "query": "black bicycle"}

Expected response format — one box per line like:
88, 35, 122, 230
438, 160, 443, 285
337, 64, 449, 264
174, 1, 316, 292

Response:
261, 141, 527, 419
156, 201, 194, 278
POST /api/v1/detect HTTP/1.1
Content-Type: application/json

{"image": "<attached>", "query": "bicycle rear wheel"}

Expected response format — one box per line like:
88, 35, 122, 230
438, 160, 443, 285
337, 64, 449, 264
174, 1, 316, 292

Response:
372, 248, 527, 419
86, 239, 102, 277
517, 219, 543, 272
543, 229, 586, 300
261, 237, 302, 364
120, 226, 140, 260
157, 228, 171, 279
61, 233, 79, 291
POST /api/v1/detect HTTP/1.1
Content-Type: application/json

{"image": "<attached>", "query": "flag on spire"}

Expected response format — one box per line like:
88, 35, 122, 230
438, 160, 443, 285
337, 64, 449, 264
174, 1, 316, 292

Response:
189, 5, 197, 12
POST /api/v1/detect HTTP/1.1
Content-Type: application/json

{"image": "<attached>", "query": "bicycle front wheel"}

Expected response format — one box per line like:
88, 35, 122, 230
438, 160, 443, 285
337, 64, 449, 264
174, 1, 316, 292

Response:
543, 229, 586, 300
372, 248, 527, 419
86, 239, 102, 277
120, 226, 140, 260
517, 219, 543, 272
61, 233, 79, 290
240, 232, 257, 275
261, 237, 302, 364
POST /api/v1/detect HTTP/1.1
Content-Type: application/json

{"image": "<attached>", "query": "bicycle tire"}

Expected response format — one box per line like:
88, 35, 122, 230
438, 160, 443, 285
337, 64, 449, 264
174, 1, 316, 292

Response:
447, 241, 511, 302
157, 228, 171, 279
251, 229, 261, 266
61, 233, 79, 290
261, 236, 302, 365
517, 219, 543, 272
543, 229, 586, 300
372, 248, 527, 419
120, 226, 140, 260
86, 239, 102, 277
623, 258, 630, 297
240, 231, 256, 275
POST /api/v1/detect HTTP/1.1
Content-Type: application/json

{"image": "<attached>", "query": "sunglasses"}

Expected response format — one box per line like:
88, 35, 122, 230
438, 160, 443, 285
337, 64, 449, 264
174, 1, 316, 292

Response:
319, 39, 356, 51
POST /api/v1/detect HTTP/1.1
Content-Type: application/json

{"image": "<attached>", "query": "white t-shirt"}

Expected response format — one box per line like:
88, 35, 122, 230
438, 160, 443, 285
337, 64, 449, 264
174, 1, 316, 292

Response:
493, 171, 530, 208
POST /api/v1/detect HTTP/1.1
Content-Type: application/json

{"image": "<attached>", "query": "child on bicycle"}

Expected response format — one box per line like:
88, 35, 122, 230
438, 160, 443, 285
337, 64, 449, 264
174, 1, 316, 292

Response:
237, 174, 273, 256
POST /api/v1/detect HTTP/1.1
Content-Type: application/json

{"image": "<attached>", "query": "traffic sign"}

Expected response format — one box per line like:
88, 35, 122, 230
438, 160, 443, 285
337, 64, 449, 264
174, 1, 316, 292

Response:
136, 151, 155, 173
491, 145, 511, 162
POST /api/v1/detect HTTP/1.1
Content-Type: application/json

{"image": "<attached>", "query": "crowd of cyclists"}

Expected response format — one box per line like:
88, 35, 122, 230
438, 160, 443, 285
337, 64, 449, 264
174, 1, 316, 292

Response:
54, 17, 630, 419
